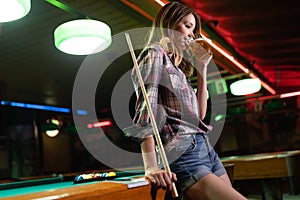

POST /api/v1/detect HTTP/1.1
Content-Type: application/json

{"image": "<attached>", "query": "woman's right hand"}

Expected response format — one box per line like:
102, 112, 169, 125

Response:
188, 38, 213, 69
145, 169, 177, 191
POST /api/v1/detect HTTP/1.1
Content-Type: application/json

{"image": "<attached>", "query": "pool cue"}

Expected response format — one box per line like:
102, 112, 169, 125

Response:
125, 33, 178, 198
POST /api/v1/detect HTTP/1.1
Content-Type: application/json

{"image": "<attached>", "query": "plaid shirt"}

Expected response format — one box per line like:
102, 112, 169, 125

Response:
124, 44, 212, 152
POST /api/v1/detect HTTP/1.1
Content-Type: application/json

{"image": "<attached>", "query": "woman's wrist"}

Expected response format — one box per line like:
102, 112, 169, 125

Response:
142, 151, 160, 175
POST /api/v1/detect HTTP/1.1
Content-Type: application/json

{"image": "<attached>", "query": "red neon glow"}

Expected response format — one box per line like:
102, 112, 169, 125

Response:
280, 91, 300, 98
246, 95, 277, 103
201, 35, 276, 95
246, 90, 300, 102
154, 0, 168, 7
124, 0, 276, 95
121, 0, 154, 20
87, 120, 112, 128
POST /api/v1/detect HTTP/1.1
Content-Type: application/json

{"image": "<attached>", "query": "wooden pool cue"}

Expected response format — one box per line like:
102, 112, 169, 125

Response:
124, 33, 178, 198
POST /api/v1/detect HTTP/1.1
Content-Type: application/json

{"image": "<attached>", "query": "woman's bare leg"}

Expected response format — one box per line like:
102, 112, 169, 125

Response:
220, 173, 232, 186
184, 174, 247, 200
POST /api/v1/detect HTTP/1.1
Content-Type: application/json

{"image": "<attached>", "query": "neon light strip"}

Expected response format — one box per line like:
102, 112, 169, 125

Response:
202, 35, 276, 95
154, 0, 167, 7
0, 101, 70, 113
87, 121, 112, 128
121, 0, 154, 20
1, 100, 88, 115
132, 1, 276, 94
76, 109, 88, 115
280, 91, 300, 98
246, 90, 300, 102
246, 95, 277, 103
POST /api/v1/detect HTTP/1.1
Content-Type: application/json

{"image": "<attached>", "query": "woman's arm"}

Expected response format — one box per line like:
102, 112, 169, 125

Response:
188, 41, 212, 120
141, 136, 177, 191
141, 136, 159, 174
196, 67, 208, 120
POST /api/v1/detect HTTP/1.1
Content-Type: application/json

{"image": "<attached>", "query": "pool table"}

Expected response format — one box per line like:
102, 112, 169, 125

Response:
221, 150, 300, 199
0, 170, 165, 200
0, 163, 236, 200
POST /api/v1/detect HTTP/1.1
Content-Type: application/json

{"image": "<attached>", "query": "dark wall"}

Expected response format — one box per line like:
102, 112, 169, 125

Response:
0, 96, 299, 180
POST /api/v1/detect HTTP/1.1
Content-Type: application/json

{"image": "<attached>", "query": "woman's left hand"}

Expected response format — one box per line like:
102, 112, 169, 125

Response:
146, 169, 177, 191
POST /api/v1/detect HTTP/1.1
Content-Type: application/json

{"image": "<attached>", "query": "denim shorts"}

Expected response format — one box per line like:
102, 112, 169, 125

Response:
169, 133, 226, 192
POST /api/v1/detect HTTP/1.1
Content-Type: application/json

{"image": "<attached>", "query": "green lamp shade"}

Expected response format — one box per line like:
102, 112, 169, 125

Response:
230, 78, 261, 96
0, 0, 31, 22
54, 19, 112, 55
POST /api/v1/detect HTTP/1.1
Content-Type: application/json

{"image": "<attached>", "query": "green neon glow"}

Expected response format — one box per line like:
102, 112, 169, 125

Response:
0, 0, 31, 22
214, 114, 226, 122
54, 19, 112, 55
230, 78, 261, 96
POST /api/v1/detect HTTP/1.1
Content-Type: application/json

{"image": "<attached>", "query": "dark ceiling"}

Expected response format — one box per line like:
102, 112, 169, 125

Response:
0, 0, 299, 112
183, 0, 300, 94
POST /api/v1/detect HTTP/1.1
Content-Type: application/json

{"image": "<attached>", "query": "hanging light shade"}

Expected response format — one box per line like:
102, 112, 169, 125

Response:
45, 130, 60, 138
230, 78, 261, 96
0, 0, 31, 23
54, 19, 112, 55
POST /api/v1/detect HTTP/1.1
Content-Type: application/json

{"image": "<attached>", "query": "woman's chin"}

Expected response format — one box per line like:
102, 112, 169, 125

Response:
178, 42, 187, 49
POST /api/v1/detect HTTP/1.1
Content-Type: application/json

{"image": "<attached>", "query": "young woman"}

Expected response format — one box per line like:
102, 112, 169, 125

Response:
125, 2, 247, 199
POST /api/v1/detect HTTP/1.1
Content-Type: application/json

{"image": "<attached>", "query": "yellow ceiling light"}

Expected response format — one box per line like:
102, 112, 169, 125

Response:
0, 0, 31, 23
230, 78, 261, 96
54, 19, 112, 55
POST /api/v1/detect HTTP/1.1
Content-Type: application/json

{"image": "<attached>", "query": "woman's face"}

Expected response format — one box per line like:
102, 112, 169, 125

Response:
174, 13, 196, 50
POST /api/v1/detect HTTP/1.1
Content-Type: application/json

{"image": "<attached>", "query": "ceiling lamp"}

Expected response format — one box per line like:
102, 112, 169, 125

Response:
0, 0, 31, 23
230, 78, 261, 96
54, 19, 112, 55
45, 130, 60, 138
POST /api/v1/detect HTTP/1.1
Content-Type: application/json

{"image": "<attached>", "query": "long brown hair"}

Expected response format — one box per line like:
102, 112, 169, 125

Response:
147, 2, 201, 77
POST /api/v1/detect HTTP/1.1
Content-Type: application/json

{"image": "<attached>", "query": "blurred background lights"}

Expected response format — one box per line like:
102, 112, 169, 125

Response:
230, 78, 261, 96
45, 130, 60, 138
0, 0, 31, 23
54, 19, 112, 55
214, 114, 226, 122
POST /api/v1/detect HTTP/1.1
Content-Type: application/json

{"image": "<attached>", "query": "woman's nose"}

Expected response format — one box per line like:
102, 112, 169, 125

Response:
188, 32, 194, 39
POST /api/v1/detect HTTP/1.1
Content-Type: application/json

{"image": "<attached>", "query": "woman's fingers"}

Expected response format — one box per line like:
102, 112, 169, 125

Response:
172, 172, 177, 182
146, 170, 176, 191
158, 172, 168, 189
146, 174, 156, 184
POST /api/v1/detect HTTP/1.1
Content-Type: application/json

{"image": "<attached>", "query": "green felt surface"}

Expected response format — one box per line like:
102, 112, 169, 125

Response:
0, 170, 145, 198
0, 180, 75, 198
